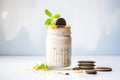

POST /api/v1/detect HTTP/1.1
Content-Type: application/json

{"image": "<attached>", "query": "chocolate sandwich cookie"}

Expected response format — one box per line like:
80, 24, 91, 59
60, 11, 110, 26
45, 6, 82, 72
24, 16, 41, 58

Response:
78, 60, 95, 70
85, 70, 97, 74
78, 63, 95, 66
95, 67, 112, 71
79, 66, 94, 70
55, 18, 66, 28
79, 66, 94, 68
78, 60, 95, 63
78, 62, 95, 65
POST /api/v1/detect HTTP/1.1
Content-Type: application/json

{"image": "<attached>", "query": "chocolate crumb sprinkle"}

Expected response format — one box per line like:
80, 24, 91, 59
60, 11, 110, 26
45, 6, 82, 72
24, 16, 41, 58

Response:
65, 73, 69, 75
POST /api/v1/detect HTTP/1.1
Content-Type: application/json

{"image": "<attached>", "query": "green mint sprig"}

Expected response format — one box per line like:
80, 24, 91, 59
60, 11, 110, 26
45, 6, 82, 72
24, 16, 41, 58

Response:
33, 63, 47, 70
45, 9, 61, 26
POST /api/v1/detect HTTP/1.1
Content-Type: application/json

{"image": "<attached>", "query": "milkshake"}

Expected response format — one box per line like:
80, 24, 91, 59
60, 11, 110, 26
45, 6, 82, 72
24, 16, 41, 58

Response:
46, 26, 71, 68
44, 9, 71, 69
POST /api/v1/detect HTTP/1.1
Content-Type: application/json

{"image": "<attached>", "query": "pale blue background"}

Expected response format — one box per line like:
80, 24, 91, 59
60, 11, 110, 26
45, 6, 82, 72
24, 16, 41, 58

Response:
0, 0, 120, 56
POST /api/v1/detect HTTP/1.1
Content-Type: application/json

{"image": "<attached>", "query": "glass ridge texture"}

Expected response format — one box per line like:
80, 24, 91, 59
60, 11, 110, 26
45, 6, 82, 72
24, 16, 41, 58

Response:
46, 28, 71, 69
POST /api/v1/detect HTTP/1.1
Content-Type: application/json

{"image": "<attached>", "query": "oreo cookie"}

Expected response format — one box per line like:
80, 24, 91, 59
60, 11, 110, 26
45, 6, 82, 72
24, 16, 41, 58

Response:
72, 60, 112, 75
77, 60, 95, 70
79, 66, 94, 68
78, 60, 95, 63
85, 70, 97, 74
78, 63, 95, 66
95, 67, 112, 71
79, 66, 94, 70
55, 18, 66, 28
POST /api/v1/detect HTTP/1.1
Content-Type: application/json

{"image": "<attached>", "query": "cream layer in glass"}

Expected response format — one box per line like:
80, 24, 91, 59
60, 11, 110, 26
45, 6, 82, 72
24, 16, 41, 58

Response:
46, 27, 71, 68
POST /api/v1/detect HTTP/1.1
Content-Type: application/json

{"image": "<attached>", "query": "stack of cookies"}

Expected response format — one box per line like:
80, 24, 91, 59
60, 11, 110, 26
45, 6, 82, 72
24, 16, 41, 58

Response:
78, 60, 95, 70
72, 60, 96, 70
72, 60, 112, 74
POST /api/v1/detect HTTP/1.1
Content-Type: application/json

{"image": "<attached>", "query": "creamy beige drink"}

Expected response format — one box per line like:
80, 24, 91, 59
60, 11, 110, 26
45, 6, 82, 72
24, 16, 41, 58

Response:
44, 9, 71, 69
46, 26, 71, 68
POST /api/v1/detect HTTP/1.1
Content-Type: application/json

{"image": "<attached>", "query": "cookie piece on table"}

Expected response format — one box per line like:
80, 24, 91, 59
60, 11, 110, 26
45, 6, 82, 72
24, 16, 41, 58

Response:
95, 67, 112, 71
72, 67, 80, 70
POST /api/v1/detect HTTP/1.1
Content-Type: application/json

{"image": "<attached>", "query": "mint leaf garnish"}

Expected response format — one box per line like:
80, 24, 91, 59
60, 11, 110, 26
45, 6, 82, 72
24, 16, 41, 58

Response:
39, 63, 47, 69
45, 9, 52, 17
33, 63, 39, 69
33, 63, 47, 70
54, 14, 61, 18
44, 9, 61, 26
45, 18, 52, 25
50, 19, 55, 25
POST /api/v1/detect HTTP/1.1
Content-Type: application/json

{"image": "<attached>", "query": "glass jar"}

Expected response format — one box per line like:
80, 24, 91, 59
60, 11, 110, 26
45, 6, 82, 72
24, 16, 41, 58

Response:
46, 28, 71, 69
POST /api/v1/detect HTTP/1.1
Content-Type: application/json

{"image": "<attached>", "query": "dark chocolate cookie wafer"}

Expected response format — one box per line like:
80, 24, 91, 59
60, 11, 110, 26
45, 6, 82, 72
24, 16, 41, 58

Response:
79, 66, 94, 70
55, 18, 66, 28
79, 66, 94, 68
78, 62, 95, 65
78, 63, 95, 66
78, 60, 95, 63
85, 70, 97, 74
95, 67, 112, 71
79, 68, 94, 70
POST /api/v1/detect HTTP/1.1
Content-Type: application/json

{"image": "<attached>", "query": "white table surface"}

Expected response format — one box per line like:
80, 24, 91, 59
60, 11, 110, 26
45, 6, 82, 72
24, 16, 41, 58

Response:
0, 56, 120, 80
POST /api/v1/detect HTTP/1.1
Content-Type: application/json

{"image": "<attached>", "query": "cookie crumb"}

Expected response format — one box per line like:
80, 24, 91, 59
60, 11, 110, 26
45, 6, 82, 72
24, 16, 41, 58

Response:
65, 73, 69, 75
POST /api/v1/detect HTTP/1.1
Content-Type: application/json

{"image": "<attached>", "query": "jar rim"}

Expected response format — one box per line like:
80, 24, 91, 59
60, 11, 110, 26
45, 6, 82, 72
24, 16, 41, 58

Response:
46, 25, 71, 30
47, 29, 71, 35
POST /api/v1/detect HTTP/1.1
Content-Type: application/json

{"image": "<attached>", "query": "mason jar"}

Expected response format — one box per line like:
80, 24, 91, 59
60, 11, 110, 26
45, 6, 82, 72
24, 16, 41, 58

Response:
46, 28, 71, 69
